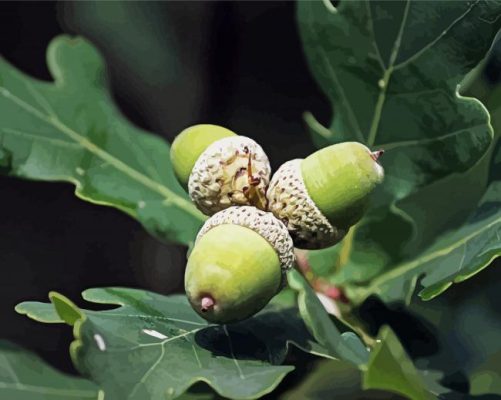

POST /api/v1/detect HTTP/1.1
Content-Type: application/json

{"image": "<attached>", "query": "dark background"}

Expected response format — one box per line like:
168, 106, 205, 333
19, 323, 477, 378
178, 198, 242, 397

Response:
0, 1, 327, 373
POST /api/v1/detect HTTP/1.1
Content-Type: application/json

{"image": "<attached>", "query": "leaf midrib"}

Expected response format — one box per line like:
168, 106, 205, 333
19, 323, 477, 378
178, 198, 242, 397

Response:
361, 214, 501, 296
85, 307, 254, 397
366, 0, 410, 147
0, 86, 204, 222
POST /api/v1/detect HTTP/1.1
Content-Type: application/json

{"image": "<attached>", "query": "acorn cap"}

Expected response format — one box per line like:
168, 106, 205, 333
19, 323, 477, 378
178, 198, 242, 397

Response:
188, 136, 271, 216
197, 206, 295, 272
266, 159, 347, 249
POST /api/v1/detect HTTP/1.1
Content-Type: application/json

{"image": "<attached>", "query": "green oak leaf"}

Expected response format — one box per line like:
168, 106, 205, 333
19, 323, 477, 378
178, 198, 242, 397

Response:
0, 35, 205, 246
349, 142, 501, 303
298, 0, 501, 286
363, 327, 448, 400
16, 287, 332, 400
0, 340, 101, 399
287, 269, 369, 367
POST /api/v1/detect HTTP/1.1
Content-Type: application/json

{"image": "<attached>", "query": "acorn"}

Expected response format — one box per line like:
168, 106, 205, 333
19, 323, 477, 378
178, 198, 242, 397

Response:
266, 142, 384, 249
185, 206, 294, 323
170, 124, 271, 216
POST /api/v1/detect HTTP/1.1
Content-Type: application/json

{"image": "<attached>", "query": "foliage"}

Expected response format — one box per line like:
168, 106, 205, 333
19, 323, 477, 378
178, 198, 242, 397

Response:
16, 287, 335, 400
1, 1, 501, 399
298, 0, 501, 302
0, 340, 100, 399
0, 35, 205, 247
363, 327, 448, 399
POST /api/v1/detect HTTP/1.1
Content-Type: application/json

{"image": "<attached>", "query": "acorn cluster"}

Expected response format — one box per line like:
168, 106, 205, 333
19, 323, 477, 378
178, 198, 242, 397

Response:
171, 124, 384, 323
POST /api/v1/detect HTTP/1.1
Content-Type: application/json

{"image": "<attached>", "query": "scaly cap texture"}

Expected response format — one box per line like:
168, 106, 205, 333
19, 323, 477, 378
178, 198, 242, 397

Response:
266, 159, 347, 249
197, 206, 295, 271
188, 136, 271, 216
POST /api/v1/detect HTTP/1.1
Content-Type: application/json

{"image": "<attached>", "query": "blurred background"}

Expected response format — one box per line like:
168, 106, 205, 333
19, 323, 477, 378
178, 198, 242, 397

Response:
0, 0, 326, 374
1, 1, 500, 398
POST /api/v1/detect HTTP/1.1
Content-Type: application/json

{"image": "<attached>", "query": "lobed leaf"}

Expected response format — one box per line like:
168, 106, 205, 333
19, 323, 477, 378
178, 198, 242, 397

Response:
0, 35, 205, 246
17, 287, 333, 400
349, 145, 501, 303
297, 0, 501, 297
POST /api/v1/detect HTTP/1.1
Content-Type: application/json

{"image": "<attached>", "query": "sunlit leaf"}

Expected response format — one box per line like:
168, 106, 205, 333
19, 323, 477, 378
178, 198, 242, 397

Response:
0, 35, 205, 246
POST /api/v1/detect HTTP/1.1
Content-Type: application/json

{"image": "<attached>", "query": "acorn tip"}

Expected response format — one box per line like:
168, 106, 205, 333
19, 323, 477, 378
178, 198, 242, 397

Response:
200, 296, 215, 312
371, 149, 384, 161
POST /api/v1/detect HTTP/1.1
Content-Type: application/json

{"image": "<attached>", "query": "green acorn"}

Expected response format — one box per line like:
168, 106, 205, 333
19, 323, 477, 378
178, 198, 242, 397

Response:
267, 142, 384, 249
170, 124, 271, 216
185, 206, 294, 323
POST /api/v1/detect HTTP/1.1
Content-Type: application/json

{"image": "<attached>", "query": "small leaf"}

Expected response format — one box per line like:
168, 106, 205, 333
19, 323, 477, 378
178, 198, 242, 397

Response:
49, 291, 84, 325
17, 287, 331, 400
363, 327, 448, 400
287, 269, 369, 367
15, 302, 62, 324
0, 340, 100, 399
0, 35, 205, 246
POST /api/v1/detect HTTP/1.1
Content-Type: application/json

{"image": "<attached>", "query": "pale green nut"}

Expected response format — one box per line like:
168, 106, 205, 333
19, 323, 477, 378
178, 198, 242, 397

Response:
170, 124, 271, 216
185, 206, 294, 324
170, 124, 235, 187
267, 142, 384, 249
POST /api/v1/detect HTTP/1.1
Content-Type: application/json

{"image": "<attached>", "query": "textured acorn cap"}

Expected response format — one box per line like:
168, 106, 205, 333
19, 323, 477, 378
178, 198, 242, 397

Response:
188, 136, 271, 216
266, 159, 347, 249
197, 206, 295, 272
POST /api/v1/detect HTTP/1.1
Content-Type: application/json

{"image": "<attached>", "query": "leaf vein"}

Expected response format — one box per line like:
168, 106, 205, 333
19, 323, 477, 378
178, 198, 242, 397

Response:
224, 325, 245, 379
378, 123, 486, 150
393, 0, 480, 71
0, 86, 204, 221
2, 128, 81, 148
366, 0, 411, 146
365, 0, 387, 71
368, 217, 500, 291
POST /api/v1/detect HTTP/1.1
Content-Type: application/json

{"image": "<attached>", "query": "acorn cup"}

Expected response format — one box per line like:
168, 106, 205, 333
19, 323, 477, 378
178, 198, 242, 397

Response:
184, 206, 294, 324
170, 124, 271, 216
266, 142, 384, 249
